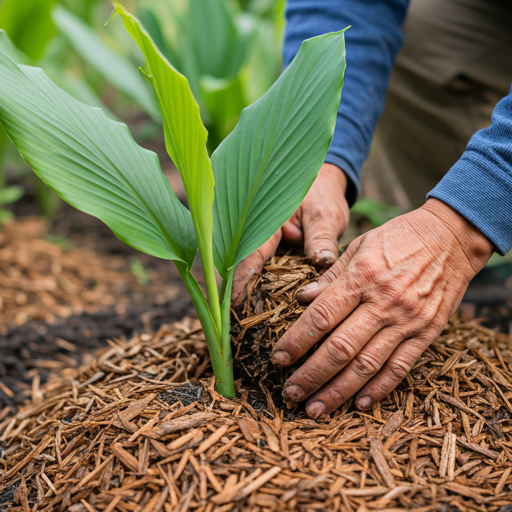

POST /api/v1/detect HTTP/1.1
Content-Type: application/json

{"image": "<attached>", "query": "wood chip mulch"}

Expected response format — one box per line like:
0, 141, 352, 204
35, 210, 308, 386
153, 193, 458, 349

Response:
2, 307, 512, 511
0, 217, 140, 330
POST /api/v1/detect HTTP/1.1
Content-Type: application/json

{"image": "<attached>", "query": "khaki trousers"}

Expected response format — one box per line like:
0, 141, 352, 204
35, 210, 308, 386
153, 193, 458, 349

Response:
370, 0, 512, 209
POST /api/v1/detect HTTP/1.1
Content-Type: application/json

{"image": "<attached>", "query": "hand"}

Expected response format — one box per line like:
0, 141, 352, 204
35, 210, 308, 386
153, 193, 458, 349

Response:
271, 198, 494, 418
232, 163, 350, 306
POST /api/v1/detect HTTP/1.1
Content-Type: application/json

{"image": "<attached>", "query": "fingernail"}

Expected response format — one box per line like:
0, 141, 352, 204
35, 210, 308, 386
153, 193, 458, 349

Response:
306, 401, 326, 419
318, 250, 337, 266
283, 384, 305, 401
357, 396, 373, 410
271, 350, 291, 367
297, 282, 318, 297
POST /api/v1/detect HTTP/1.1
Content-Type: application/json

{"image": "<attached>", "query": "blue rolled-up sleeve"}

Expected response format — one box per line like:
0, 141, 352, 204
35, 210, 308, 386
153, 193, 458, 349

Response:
428, 89, 512, 255
283, 0, 409, 205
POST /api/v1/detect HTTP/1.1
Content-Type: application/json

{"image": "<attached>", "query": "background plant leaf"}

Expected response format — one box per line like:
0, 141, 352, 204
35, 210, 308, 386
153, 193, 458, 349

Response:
52, 5, 160, 121
0, 33, 197, 265
0, 0, 57, 61
0, 185, 23, 205
211, 31, 347, 277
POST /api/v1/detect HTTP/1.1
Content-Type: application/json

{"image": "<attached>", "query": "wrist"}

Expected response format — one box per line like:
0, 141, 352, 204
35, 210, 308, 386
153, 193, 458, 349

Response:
320, 163, 348, 197
421, 198, 494, 274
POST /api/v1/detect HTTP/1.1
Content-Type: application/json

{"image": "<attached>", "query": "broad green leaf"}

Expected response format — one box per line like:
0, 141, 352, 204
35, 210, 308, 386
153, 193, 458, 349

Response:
0, 29, 28, 63
115, 5, 215, 274
212, 31, 347, 277
0, 34, 197, 265
0, 0, 57, 61
52, 5, 160, 121
200, 74, 246, 150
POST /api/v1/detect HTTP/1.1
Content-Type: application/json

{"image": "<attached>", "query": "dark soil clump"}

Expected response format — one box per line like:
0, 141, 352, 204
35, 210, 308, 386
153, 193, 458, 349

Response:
231, 252, 321, 408
158, 381, 205, 407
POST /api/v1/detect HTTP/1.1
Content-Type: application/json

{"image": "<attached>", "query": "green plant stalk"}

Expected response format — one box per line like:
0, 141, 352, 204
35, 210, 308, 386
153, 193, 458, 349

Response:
219, 265, 236, 398
196, 235, 223, 332
176, 261, 235, 398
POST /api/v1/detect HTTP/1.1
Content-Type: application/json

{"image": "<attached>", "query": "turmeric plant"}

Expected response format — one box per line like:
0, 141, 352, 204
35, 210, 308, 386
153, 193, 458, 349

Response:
0, 4, 346, 397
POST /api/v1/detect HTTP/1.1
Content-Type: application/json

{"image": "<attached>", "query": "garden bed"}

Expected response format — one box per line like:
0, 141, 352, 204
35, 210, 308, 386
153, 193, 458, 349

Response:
1, 256, 512, 511
0, 216, 193, 410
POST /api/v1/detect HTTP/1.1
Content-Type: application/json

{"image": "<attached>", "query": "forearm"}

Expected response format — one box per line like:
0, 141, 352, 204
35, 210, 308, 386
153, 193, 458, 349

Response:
283, 0, 409, 205
427, 88, 512, 256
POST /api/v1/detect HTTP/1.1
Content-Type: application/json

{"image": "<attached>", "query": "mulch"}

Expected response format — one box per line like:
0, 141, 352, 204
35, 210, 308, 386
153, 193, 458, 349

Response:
0, 216, 194, 410
0, 216, 184, 330
1, 256, 512, 511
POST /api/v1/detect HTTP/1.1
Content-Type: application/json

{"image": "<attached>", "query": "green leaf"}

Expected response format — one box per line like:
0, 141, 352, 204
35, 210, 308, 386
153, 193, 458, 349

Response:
211, 31, 347, 277
139, 0, 247, 103
351, 198, 404, 228
52, 5, 160, 121
0, 33, 196, 265
0, 0, 57, 61
0, 185, 23, 204
200, 74, 246, 149
116, 4, 222, 328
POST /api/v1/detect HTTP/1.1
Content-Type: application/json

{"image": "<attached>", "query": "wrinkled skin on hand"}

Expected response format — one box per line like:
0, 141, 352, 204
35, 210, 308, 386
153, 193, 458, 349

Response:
271, 198, 494, 418
232, 163, 350, 307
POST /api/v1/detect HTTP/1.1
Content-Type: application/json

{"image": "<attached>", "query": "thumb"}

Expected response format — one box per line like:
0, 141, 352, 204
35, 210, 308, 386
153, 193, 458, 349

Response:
231, 229, 282, 308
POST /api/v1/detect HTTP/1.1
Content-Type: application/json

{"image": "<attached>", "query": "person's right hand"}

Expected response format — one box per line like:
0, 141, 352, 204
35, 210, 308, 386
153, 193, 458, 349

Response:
231, 163, 351, 307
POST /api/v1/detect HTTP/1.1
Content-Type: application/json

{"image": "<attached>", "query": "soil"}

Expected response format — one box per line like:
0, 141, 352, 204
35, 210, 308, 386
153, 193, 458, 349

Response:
231, 252, 320, 409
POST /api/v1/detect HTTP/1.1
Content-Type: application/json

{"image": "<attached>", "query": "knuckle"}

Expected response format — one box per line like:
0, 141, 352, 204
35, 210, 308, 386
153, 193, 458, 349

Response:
429, 317, 447, 337
353, 259, 378, 285
321, 267, 338, 285
387, 359, 410, 383
325, 385, 345, 407
351, 352, 381, 379
300, 368, 321, 391
379, 282, 403, 307
326, 336, 356, 365
310, 300, 338, 333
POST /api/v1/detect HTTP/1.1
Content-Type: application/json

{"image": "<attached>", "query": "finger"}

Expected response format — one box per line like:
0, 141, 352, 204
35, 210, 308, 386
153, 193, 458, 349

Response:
301, 328, 404, 417
302, 209, 343, 270
231, 229, 282, 307
296, 237, 362, 304
282, 306, 387, 402
271, 270, 361, 368
354, 337, 429, 410
281, 216, 303, 246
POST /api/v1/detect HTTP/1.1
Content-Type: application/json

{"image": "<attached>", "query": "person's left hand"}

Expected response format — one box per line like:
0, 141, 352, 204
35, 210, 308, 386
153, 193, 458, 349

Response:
231, 163, 350, 307
271, 199, 494, 418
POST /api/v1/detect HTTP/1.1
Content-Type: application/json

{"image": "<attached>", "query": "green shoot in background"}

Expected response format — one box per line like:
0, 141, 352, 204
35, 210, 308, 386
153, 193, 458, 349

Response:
0, 3, 346, 397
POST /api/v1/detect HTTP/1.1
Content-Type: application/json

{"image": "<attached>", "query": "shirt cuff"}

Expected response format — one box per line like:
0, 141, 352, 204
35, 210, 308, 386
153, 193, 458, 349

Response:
427, 159, 512, 256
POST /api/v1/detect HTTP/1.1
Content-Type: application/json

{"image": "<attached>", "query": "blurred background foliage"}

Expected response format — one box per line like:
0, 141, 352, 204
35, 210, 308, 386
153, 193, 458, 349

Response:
0, 0, 285, 220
